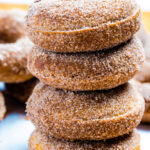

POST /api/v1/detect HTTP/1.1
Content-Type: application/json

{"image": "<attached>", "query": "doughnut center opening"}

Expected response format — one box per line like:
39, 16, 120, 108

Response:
0, 32, 20, 44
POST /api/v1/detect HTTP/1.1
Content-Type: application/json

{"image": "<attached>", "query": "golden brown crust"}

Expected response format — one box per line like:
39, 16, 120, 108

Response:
4, 78, 38, 102
28, 37, 144, 91
29, 129, 140, 150
0, 37, 33, 83
0, 9, 26, 43
0, 92, 6, 121
26, 0, 141, 52
27, 82, 144, 141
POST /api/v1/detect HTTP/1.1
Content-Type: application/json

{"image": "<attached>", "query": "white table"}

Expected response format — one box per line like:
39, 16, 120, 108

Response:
0, 98, 149, 150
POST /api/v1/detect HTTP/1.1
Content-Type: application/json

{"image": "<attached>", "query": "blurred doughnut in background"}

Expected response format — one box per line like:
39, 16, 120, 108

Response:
134, 0, 150, 123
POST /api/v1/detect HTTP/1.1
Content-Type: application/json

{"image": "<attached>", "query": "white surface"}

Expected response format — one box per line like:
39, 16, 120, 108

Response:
0, 112, 149, 150
0, 114, 34, 150
136, 0, 150, 11
138, 125, 150, 150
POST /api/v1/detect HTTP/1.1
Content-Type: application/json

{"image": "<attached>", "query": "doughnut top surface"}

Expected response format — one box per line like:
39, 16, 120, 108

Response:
29, 129, 140, 150
27, 0, 139, 31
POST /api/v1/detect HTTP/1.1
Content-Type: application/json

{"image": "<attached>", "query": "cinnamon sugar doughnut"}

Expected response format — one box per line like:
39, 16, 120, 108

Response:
26, 0, 141, 53
0, 37, 33, 83
27, 82, 144, 141
4, 78, 38, 102
0, 9, 26, 43
28, 36, 144, 91
0, 92, 6, 121
29, 130, 140, 150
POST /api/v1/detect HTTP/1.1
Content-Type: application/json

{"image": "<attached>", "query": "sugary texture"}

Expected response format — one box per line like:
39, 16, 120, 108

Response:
26, 82, 144, 141
26, 0, 141, 52
4, 78, 38, 102
0, 92, 6, 121
29, 129, 140, 150
28, 36, 144, 91
0, 9, 26, 43
0, 37, 33, 83
134, 81, 150, 122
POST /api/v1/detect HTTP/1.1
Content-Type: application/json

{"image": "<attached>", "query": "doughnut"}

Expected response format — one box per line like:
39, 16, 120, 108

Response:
26, 0, 141, 53
0, 9, 34, 83
0, 37, 33, 83
29, 130, 140, 150
0, 9, 26, 43
4, 78, 38, 102
26, 82, 144, 141
135, 81, 150, 122
0, 92, 6, 121
28, 36, 144, 91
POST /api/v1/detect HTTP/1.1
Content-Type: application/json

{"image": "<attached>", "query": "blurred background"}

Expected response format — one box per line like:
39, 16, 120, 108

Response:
0, 0, 149, 150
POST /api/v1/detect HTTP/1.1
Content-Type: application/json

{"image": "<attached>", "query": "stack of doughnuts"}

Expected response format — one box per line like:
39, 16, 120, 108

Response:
26, 0, 145, 149
0, 9, 37, 103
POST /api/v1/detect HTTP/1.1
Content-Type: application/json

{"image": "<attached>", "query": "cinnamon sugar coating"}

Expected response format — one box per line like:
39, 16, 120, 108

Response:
0, 92, 6, 121
29, 129, 140, 150
4, 78, 38, 102
0, 9, 26, 43
28, 37, 144, 91
26, 0, 141, 52
0, 37, 33, 83
27, 82, 144, 141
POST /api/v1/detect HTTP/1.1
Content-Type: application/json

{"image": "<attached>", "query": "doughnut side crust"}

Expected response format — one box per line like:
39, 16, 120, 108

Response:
0, 37, 33, 83
28, 37, 144, 91
26, 0, 141, 53
27, 7, 141, 52
0, 92, 6, 121
29, 130, 140, 150
26, 82, 144, 141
